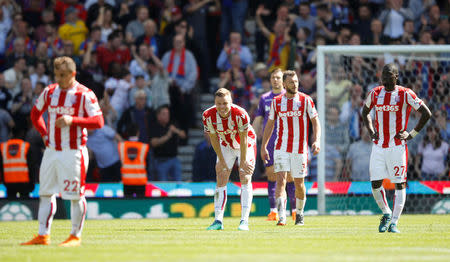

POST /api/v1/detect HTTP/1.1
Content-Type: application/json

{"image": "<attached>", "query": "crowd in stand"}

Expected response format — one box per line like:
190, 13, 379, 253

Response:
0, 0, 448, 186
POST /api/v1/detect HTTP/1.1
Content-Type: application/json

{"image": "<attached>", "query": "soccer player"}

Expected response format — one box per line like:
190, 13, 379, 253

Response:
253, 68, 297, 221
261, 70, 321, 226
361, 63, 431, 233
21, 56, 104, 246
203, 88, 256, 231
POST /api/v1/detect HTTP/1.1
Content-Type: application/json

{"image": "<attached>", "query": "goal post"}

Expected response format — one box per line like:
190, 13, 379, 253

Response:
316, 45, 450, 215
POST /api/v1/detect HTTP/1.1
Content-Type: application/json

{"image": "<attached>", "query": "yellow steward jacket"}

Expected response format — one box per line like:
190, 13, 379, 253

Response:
118, 141, 149, 186
1, 139, 30, 183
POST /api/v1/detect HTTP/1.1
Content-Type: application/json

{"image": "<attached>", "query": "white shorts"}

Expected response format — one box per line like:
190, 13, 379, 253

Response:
39, 147, 89, 200
218, 141, 257, 172
273, 150, 308, 178
369, 144, 407, 183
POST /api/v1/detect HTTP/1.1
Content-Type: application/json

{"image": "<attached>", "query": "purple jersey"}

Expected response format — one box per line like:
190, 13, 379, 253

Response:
256, 90, 285, 166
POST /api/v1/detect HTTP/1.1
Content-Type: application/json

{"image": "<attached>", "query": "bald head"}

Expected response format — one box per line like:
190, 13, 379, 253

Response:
381, 63, 398, 89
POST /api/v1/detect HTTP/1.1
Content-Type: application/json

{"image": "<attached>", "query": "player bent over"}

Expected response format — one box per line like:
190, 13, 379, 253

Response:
21, 57, 104, 246
252, 68, 297, 221
203, 88, 256, 231
362, 63, 431, 233
261, 70, 321, 226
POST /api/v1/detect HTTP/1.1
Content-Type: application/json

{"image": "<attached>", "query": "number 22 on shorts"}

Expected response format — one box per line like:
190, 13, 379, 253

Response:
64, 180, 79, 192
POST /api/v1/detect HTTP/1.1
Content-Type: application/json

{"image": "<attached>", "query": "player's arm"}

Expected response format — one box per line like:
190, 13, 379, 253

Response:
261, 118, 275, 164
56, 91, 104, 129
310, 116, 321, 155
56, 115, 104, 129
30, 103, 48, 145
362, 105, 378, 141
252, 116, 263, 139
396, 104, 432, 140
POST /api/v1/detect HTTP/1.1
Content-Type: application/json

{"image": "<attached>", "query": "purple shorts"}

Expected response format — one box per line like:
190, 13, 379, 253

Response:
265, 135, 276, 167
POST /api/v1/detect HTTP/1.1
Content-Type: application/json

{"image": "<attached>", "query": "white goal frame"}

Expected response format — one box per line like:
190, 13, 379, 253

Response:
316, 44, 450, 215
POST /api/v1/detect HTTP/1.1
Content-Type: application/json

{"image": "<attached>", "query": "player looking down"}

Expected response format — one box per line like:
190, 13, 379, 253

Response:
22, 56, 104, 246
261, 70, 321, 226
253, 68, 297, 221
361, 63, 431, 233
203, 88, 256, 231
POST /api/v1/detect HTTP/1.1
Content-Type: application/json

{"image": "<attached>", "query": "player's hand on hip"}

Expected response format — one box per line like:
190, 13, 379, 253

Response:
55, 115, 73, 128
370, 131, 379, 141
395, 130, 412, 141
260, 147, 270, 164
312, 141, 320, 156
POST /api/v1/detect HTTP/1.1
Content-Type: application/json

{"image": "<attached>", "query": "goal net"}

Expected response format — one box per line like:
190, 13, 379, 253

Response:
315, 45, 450, 215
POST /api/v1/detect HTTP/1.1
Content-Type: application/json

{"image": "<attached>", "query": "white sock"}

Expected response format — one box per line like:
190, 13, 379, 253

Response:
214, 186, 227, 222
372, 187, 392, 214
240, 183, 253, 222
70, 197, 87, 237
38, 195, 57, 236
296, 198, 306, 215
391, 189, 406, 225
270, 208, 277, 213
276, 197, 287, 220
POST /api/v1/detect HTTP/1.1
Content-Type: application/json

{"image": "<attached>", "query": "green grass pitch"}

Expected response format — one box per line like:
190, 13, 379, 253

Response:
1, 215, 449, 262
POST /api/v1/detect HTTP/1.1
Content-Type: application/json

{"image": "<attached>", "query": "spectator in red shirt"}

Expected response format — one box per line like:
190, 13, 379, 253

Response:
96, 30, 131, 74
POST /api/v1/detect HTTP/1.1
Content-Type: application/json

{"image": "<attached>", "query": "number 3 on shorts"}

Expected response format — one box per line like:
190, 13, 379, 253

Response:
393, 166, 406, 177
64, 180, 79, 192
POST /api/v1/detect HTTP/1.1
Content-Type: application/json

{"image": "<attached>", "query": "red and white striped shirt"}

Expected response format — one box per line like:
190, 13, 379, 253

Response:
365, 85, 423, 148
269, 92, 318, 154
33, 81, 102, 150
203, 104, 256, 149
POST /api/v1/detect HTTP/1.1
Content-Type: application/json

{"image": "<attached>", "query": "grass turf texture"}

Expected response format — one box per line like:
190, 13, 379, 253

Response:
1, 215, 449, 262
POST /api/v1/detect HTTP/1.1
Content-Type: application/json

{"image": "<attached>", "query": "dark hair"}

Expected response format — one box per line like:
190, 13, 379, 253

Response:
423, 124, 443, 149
108, 30, 122, 42
156, 104, 170, 115
283, 70, 297, 82
91, 26, 101, 32
126, 123, 139, 137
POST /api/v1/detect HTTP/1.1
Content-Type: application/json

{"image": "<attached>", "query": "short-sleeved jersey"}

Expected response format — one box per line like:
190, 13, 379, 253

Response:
364, 85, 423, 148
34, 81, 102, 150
269, 92, 318, 154
203, 104, 256, 149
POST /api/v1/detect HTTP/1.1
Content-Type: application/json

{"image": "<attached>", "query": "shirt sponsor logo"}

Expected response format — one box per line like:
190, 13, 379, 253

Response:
218, 129, 237, 135
48, 106, 75, 115
375, 105, 399, 112
278, 111, 302, 117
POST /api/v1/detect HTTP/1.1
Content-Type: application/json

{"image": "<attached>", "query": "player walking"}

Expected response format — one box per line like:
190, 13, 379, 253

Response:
21, 56, 104, 246
362, 63, 431, 233
253, 68, 297, 221
203, 88, 256, 231
261, 70, 321, 226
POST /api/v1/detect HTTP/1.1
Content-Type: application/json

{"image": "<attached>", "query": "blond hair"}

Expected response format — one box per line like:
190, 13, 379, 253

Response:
53, 56, 76, 73
271, 68, 283, 76
215, 88, 232, 99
